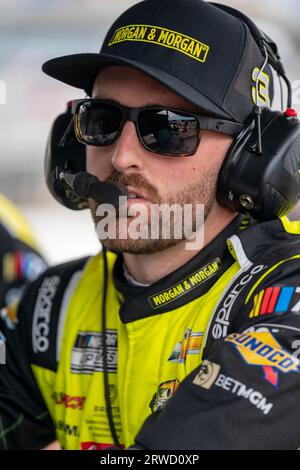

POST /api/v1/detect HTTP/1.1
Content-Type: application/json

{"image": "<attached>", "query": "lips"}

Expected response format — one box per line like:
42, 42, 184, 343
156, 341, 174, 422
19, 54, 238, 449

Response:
126, 186, 149, 201
115, 186, 151, 219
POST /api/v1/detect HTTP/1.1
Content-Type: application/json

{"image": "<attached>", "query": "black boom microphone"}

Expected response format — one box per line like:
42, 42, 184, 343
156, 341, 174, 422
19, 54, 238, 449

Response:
58, 170, 128, 209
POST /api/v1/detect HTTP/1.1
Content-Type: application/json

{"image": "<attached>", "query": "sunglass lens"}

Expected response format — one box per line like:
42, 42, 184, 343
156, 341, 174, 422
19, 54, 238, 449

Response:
77, 102, 122, 146
138, 110, 199, 155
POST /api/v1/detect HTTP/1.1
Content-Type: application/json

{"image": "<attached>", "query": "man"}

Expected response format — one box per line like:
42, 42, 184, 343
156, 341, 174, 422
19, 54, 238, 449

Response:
1, 0, 300, 450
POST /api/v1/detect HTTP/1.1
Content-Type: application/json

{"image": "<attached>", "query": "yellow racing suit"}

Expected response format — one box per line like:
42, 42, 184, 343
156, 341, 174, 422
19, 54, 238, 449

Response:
1, 214, 300, 449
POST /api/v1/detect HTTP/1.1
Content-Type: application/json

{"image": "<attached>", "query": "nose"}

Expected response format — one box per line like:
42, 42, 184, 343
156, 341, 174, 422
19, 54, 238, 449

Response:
111, 121, 145, 173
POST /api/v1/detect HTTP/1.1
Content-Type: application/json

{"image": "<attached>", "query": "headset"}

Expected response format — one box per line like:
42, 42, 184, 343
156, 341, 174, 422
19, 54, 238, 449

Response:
214, 4, 300, 220
44, 3, 300, 220
43, 4, 300, 450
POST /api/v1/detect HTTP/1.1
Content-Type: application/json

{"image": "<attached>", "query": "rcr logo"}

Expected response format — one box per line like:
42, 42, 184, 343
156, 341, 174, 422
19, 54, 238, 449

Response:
212, 265, 266, 340
32, 276, 60, 353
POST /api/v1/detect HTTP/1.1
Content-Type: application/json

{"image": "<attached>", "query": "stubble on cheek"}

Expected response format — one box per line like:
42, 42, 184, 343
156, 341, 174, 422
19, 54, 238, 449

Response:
87, 162, 220, 255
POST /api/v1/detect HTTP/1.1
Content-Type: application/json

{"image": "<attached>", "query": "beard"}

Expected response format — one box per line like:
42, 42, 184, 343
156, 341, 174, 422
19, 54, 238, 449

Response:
89, 166, 220, 255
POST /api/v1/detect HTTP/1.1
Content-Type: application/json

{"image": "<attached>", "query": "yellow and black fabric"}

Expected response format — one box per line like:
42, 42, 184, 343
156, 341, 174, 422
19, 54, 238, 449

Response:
1, 214, 300, 449
0, 193, 46, 307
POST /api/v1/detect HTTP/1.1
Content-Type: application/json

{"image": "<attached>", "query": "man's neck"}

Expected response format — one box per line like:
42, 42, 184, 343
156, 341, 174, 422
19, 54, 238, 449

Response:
123, 203, 237, 285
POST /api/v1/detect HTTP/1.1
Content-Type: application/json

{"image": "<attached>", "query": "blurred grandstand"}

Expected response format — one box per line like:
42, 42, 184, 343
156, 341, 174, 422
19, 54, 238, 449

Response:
0, 0, 299, 263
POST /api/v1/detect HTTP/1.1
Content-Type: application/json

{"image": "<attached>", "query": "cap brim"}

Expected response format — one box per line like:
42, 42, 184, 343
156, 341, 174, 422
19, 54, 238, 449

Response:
42, 53, 232, 119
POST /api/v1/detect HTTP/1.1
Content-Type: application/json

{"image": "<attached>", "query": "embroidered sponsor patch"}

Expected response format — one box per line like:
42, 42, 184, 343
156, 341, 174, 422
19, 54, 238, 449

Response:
249, 286, 300, 318
148, 258, 221, 309
108, 24, 210, 63
149, 379, 180, 412
168, 328, 203, 363
225, 331, 300, 386
193, 360, 221, 389
52, 392, 86, 410
71, 330, 117, 374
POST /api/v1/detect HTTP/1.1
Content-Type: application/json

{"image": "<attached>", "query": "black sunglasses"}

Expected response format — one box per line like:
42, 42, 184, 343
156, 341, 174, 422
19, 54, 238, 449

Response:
72, 99, 242, 157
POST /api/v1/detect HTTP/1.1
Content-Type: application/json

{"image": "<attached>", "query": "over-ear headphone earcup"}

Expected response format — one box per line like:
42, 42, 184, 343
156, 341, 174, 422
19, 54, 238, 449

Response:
217, 111, 262, 213
44, 105, 88, 210
217, 108, 300, 220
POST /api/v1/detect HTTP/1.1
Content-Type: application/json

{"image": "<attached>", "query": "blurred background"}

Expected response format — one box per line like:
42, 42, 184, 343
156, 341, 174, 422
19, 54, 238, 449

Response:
0, 0, 299, 264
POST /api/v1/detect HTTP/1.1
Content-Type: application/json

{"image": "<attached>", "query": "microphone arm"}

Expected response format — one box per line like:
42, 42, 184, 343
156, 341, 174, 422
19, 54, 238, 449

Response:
58, 170, 128, 209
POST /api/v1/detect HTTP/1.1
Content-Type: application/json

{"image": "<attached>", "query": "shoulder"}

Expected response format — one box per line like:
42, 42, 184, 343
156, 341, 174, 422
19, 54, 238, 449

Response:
205, 217, 300, 346
233, 216, 300, 306
9, 256, 92, 371
235, 216, 300, 262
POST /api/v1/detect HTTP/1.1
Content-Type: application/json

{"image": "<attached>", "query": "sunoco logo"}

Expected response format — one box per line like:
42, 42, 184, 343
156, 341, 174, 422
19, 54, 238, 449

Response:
212, 265, 266, 340
226, 330, 300, 386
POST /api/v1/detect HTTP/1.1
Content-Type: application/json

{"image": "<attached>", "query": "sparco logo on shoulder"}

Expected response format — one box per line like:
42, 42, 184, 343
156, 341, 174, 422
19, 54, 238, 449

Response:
32, 276, 60, 353
212, 265, 266, 340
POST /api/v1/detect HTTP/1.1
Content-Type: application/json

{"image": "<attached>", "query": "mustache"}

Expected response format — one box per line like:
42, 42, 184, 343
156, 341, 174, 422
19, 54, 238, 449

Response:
105, 170, 160, 203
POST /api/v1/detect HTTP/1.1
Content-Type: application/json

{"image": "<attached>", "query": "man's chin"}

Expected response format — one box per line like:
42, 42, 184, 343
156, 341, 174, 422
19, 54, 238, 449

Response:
101, 237, 182, 255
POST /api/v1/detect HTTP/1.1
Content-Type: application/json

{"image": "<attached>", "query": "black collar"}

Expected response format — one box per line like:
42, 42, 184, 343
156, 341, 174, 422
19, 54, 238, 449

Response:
113, 214, 248, 323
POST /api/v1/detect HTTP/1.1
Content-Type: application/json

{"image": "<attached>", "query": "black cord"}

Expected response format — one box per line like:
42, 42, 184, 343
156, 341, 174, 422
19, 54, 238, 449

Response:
278, 72, 284, 111
101, 244, 121, 448
282, 73, 292, 108
253, 106, 263, 154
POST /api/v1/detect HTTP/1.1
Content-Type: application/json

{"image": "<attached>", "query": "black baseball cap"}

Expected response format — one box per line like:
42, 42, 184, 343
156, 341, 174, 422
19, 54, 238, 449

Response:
42, 0, 273, 123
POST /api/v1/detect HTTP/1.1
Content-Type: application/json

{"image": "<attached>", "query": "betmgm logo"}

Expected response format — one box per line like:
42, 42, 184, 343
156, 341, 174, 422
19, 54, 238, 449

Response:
0, 336, 6, 364
0, 80, 6, 104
